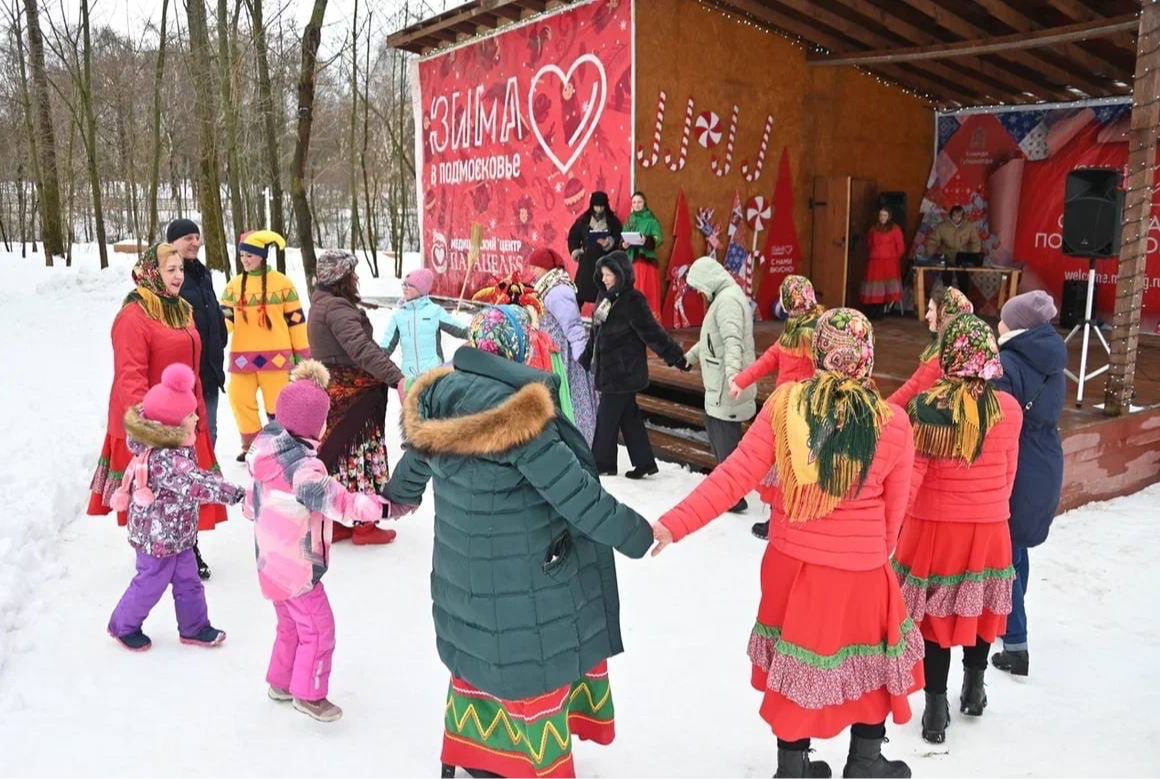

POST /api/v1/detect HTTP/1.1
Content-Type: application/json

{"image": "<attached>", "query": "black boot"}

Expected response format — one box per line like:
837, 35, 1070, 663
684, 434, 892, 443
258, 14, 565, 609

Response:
441, 765, 455, 778
625, 464, 659, 480
193, 542, 211, 581
728, 498, 749, 514
920, 691, 949, 744
842, 735, 910, 778
775, 748, 832, 778
960, 668, 988, 716
991, 648, 1029, 677
752, 521, 769, 540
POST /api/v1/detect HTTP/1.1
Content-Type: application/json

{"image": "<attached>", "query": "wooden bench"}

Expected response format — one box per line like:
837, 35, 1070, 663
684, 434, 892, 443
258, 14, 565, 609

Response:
913, 263, 1022, 320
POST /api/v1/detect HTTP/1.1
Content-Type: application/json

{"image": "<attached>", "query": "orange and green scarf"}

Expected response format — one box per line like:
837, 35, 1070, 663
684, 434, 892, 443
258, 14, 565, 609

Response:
909, 313, 1004, 463
919, 287, 973, 363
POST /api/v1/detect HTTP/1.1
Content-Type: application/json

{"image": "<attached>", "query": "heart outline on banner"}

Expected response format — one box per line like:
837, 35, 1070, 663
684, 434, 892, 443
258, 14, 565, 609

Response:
528, 53, 607, 175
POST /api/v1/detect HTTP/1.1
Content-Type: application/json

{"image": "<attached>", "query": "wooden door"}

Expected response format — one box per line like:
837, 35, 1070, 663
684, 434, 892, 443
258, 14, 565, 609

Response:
845, 178, 880, 307
809, 176, 851, 308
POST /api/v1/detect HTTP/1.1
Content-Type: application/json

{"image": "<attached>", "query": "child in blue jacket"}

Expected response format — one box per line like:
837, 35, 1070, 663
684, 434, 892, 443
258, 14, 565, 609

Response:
380, 269, 468, 390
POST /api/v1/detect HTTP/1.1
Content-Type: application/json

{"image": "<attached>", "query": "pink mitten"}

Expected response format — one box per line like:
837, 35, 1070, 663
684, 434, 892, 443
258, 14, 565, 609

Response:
396, 379, 406, 406
351, 493, 384, 524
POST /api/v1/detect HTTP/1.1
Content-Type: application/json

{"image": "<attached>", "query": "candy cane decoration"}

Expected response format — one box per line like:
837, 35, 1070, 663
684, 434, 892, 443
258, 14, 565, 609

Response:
711, 105, 739, 177
696, 111, 722, 149
636, 90, 666, 168
744, 196, 771, 297
742, 114, 774, 183
664, 97, 694, 172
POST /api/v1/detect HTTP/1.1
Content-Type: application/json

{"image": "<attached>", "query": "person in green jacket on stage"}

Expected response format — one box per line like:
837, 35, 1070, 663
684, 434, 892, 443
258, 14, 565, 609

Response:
622, 191, 665, 317
382, 304, 652, 779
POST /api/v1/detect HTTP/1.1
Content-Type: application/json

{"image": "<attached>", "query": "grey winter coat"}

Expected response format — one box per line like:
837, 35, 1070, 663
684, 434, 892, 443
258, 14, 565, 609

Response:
684, 257, 756, 421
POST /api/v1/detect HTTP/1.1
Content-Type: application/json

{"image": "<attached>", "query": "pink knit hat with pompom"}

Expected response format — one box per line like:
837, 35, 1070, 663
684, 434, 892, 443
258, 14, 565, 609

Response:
276, 360, 332, 439
142, 364, 198, 426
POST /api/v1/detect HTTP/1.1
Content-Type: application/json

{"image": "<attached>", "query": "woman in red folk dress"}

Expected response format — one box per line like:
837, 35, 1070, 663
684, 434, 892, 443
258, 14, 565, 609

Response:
887, 287, 973, 409
860, 208, 905, 318
654, 308, 921, 779
728, 274, 827, 541
88, 243, 228, 541
893, 313, 1022, 746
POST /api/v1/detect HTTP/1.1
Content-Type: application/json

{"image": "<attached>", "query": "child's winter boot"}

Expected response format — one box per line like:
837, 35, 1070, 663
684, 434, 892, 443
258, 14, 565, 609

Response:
775, 746, 832, 777
841, 734, 910, 778
109, 628, 152, 652
960, 668, 988, 715
921, 691, 949, 744
352, 523, 397, 545
180, 625, 227, 647
293, 696, 343, 722
268, 685, 292, 702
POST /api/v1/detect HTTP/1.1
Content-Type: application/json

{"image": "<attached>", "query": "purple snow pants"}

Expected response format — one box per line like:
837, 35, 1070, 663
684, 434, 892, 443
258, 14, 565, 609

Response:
266, 582, 336, 701
108, 548, 209, 637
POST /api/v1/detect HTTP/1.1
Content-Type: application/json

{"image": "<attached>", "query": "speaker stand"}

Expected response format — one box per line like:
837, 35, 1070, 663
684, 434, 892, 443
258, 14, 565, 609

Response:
1062, 259, 1110, 408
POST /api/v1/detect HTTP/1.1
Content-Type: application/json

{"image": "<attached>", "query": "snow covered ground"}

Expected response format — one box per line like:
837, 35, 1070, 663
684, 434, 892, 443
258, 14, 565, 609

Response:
0, 246, 1158, 777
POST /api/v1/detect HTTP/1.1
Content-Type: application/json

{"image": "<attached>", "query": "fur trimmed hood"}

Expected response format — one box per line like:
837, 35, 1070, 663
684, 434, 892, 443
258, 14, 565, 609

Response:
402, 366, 557, 457
123, 405, 190, 449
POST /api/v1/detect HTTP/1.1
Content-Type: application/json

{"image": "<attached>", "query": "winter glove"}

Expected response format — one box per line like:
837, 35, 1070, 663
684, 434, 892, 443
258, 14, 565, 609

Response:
674, 356, 692, 372
381, 500, 418, 520
397, 379, 407, 406
351, 493, 385, 525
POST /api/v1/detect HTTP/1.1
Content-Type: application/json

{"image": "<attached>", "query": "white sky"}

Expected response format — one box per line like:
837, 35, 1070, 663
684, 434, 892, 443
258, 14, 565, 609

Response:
45, 0, 462, 51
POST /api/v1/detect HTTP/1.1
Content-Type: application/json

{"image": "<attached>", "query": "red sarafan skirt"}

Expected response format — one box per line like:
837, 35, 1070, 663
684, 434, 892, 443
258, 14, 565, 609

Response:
859, 255, 902, 305
442, 662, 615, 779
892, 518, 1014, 648
86, 431, 227, 529
747, 545, 924, 741
633, 260, 663, 318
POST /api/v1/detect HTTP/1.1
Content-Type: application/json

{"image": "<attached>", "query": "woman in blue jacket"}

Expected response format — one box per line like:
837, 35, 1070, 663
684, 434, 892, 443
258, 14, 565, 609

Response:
380, 269, 468, 390
990, 291, 1067, 677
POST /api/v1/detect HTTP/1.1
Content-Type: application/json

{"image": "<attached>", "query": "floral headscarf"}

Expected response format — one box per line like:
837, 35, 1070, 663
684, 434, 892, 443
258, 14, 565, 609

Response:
472, 271, 545, 327
468, 305, 531, 365
125, 242, 193, 329
920, 286, 974, 362
778, 275, 825, 355
909, 313, 1005, 464
771, 308, 891, 522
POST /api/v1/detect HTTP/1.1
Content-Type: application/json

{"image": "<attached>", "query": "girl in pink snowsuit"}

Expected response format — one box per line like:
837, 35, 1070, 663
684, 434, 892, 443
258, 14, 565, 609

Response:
245, 360, 388, 722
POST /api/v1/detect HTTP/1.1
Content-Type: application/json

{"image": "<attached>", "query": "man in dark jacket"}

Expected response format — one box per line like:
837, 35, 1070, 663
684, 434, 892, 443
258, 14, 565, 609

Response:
580, 251, 689, 479
991, 291, 1067, 677
167, 219, 227, 446
168, 218, 227, 581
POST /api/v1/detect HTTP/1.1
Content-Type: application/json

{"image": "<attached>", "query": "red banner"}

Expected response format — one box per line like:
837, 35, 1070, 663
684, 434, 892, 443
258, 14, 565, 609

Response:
914, 103, 1160, 333
417, 0, 633, 298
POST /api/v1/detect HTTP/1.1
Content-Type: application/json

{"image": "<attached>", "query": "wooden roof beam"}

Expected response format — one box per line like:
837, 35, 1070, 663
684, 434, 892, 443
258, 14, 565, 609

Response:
825, 0, 1074, 100
972, 0, 1128, 75
763, 0, 1029, 104
1044, 0, 1138, 52
715, 0, 975, 106
893, 0, 1124, 97
807, 14, 1139, 67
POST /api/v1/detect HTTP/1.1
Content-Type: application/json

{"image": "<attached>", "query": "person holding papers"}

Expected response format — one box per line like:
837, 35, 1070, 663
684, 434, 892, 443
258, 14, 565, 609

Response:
568, 190, 622, 307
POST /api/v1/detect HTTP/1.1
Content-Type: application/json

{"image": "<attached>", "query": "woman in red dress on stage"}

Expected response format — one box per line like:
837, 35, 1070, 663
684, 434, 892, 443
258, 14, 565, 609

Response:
88, 243, 228, 539
860, 208, 905, 318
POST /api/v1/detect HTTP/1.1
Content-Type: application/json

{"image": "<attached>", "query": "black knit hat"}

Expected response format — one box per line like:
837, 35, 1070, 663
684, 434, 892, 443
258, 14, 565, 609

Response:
166, 218, 200, 243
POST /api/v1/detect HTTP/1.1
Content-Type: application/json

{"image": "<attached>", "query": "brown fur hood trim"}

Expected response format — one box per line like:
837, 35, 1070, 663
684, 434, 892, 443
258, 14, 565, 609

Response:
402, 367, 556, 456
123, 405, 190, 449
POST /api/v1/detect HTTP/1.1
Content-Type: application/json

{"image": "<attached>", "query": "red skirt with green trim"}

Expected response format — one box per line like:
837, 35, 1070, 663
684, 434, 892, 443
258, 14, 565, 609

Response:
86, 431, 227, 529
442, 662, 614, 779
892, 517, 1014, 649
748, 546, 924, 741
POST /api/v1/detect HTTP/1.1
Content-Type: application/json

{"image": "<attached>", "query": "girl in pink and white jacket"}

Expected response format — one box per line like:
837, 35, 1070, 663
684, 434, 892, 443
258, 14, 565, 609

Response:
245, 360, 390, 723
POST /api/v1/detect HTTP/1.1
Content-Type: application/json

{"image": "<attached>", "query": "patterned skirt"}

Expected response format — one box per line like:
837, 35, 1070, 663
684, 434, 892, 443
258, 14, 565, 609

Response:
87, 430, 227, 530
860, 255, 903, 304
317, 366, 390, 494
442, 662, 615, 779
748, 545, 924, 741
893, 517, 1015, 648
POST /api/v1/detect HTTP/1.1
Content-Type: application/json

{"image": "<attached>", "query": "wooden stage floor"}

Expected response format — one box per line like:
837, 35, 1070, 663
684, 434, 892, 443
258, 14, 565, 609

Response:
643, 316, 1160, 512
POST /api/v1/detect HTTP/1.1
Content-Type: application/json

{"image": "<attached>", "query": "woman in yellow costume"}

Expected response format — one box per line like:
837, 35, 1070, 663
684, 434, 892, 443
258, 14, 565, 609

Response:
220, 230, 310, 460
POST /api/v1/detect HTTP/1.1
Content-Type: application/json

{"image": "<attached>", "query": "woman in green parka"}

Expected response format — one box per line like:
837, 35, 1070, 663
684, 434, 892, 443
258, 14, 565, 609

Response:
383, 304, 653, 779
622, 191, 664, 317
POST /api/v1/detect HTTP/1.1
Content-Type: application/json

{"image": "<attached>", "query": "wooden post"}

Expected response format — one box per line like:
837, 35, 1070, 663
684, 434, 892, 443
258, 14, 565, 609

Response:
1105, 1, 1160, 416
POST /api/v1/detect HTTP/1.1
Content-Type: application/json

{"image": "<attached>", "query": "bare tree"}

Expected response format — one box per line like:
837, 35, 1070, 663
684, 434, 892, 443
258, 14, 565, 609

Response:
291, 0, 327, 289
217, 0, 243, 246
185, 0, 229, 272
22, 0, 65, 261
146, 0, 168, 241
246, 0, 286, 271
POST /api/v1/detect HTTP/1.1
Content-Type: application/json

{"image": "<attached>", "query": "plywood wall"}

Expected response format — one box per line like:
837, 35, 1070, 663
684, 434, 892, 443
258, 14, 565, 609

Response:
634, 0, 934, 290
